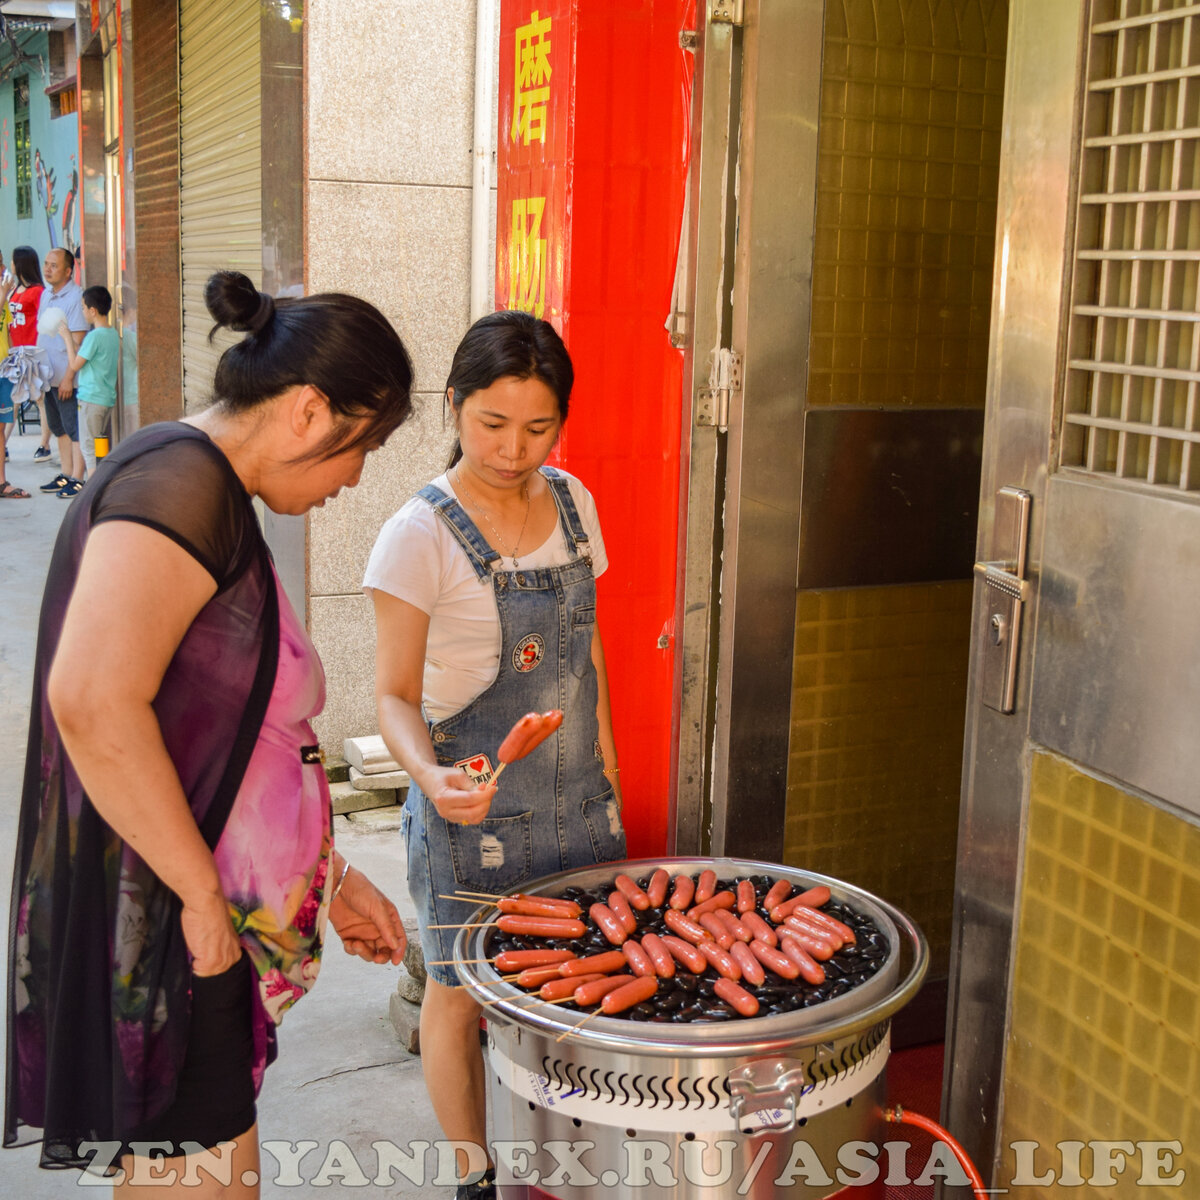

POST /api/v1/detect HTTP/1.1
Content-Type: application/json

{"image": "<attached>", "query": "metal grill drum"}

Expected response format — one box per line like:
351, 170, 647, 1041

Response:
455, 857, 928, 1200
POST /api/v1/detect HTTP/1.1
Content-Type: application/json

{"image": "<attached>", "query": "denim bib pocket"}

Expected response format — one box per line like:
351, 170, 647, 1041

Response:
580, 786, 627, 862
570, 604, 596, 678
447, 810, 535, 894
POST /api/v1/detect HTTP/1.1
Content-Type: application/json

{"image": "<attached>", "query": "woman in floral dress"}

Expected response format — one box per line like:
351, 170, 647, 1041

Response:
5, 271, 414, 1197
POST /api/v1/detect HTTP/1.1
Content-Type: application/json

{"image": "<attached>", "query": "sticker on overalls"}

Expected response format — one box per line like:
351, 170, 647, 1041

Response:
454, 754, 495, 786
512, 633, 545, 673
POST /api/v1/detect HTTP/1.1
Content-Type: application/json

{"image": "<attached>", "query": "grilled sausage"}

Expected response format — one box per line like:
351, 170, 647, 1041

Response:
661, 934, 707, 973
497, 710, 564, 763
688, 890, 736, 919
558, 950, 628, 977
494, 948, 576, 973
607, 890, 639, 934
646, 868, 670, 908
497, 895, 582, 918
575, 973, 636, 1007
613, 873, 652, 911
762, 879, 792, 912
782, 914, 838, 957
668, 873, 695, 910
729, 940, 766, 985
698, 912, 735, 949
713, 908, 754, 943
539, 973, 603, 1001
694, 868, 718, 904
797, 905, 857, 945
639, 933, 677, 978
714, 977, 760, 1016
778, 932, 827, 985
497, 915, 586, 938
698, 939, 742, 981
741, 911, 777, 947
663, 909, 713, 946
588, 902, 628, 946
748, 938, 801, 980
600, 976, 659, 1014
621, 939, 656, 978
769, 885, 832, 923
736, 879, 757, 914
516, 963, 572, 988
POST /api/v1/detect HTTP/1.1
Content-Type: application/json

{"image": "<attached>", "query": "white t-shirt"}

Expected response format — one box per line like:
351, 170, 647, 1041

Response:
363, 470, 608, 721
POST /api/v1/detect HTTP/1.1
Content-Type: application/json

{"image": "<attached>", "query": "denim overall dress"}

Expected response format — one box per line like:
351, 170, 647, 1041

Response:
402, 467, 627, 986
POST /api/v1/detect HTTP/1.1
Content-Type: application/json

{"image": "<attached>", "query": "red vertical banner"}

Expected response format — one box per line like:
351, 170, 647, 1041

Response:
496, 3, 575, 329
497, 3, 693, 859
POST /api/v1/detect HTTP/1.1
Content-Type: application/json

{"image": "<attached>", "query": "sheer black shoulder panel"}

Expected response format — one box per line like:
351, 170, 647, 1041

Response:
90, 435, 254, 587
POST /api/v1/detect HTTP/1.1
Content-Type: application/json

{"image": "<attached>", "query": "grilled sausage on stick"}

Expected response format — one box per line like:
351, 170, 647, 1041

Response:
490, 709, 564, 783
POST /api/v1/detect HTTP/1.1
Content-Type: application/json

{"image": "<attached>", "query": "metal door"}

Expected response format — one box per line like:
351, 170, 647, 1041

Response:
946, 0, 1200, 1187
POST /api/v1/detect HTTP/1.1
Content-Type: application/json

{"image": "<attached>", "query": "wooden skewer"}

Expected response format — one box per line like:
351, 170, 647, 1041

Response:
439, 894, 498, 904
428, 922, 488, 930
427, 959, 493, 966
452, 889, 505, 900
490, 760, 511, 784
556, 1009, 602, 1043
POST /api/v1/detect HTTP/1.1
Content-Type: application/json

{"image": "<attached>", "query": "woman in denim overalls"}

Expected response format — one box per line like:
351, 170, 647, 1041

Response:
366, 311, 626, 1199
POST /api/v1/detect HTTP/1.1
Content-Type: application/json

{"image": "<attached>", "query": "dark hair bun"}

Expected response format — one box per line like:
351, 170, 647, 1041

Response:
204, 270, 275, 339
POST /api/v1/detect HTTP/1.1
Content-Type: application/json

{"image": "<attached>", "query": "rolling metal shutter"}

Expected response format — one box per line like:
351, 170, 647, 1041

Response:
178, 0, 261, 410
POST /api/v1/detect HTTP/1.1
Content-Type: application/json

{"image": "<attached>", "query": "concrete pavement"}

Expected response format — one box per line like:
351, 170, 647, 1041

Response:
0, 430, 451, 1196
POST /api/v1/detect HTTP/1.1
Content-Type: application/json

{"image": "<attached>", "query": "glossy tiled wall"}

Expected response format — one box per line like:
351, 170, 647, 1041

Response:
1000, 752, 1199, 1192
809, 0, 1007, 407
784, 583, 972, 975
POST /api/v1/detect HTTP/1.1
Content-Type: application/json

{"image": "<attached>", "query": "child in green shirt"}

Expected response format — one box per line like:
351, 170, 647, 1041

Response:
61, 285, 119, 485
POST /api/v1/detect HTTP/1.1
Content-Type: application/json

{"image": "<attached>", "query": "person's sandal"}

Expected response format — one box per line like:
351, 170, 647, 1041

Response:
0, 482, 31, 499
33, 446, 51, 460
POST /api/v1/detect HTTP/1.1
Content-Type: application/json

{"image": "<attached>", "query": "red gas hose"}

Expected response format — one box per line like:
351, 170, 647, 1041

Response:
882, 1105, 988, 1198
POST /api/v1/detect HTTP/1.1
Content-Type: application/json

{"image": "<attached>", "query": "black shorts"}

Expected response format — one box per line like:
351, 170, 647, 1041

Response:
124, 952, 257, 1156
43, 387, 79, 441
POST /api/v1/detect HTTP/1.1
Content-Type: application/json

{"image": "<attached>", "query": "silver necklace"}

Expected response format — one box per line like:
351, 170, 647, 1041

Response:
454, 465, 532, 567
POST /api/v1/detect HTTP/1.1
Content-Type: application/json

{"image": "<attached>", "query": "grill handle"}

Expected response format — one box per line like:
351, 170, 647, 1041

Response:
727, 1057, 813, 1136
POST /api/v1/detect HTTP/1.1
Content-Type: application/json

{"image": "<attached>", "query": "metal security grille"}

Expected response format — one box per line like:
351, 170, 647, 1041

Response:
1063, 0, 1200, 494
178, 0, 261, 411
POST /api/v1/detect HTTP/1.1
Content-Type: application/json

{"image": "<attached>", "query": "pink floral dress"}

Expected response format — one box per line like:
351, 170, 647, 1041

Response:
213, 567, 333, 1090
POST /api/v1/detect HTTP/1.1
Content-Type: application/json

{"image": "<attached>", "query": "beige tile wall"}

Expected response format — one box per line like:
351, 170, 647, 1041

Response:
304, 0, 488, 751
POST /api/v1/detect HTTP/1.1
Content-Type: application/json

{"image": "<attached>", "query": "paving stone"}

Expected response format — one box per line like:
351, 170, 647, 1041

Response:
346, 803, 404, 831
344, 733, 401, 774
389, 993, 422, 1055
394, 968, 426, 1005
323, 756, 352, 784
330, 780, 396, 816
350, 765, 411, 791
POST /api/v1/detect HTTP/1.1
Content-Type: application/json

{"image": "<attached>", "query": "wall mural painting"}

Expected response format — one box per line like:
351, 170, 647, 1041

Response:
34, 148, 80, 258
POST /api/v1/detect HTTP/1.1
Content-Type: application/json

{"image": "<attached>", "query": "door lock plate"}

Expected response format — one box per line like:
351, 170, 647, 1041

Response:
973, 487, 1032, 714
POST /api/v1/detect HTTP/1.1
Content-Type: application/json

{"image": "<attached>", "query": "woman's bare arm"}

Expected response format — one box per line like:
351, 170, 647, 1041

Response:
48, 521, 241, 975
371, 589, 496, 824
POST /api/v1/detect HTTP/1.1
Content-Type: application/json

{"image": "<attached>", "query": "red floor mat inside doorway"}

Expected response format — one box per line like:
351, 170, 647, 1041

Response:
883, 1041, 946, 1200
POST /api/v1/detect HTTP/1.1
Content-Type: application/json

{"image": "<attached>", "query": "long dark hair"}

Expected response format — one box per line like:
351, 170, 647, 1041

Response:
204, 271, 414, 459
11, 245, 43, 288
444, 309, 574, 468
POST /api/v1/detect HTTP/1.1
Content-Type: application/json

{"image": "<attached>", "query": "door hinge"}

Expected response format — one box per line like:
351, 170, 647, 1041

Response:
711, 0, 744, 25
696, 348, 741, 430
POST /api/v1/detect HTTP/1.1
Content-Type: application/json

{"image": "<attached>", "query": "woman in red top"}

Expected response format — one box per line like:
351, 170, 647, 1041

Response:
0, 246, 48, 493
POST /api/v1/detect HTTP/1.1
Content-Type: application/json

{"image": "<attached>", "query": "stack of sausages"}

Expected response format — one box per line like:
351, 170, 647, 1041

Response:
482, 868, 888, 1022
